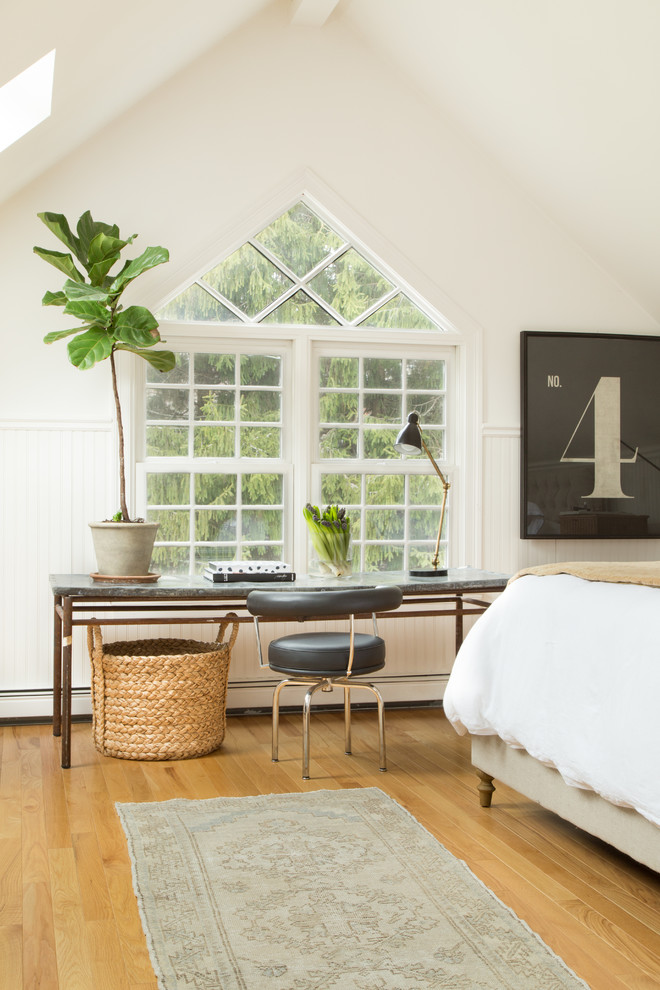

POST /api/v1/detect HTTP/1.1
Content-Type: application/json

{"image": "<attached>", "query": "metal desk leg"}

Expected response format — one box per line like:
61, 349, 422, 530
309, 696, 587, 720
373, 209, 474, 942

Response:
61, 597, 73, 768
455, 594, 464, 654
53, 594, 62, 737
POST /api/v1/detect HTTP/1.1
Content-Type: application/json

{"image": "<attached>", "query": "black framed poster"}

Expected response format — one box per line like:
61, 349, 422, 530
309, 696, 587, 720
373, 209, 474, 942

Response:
521, 331, 660, 539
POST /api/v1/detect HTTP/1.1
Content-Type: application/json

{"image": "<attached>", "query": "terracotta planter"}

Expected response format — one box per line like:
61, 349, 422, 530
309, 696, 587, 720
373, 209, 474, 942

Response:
89, 521, 159, 577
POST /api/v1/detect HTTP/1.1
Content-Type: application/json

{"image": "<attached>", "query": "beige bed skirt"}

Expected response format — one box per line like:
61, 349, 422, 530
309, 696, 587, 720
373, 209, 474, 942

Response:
471, 735, 660, 874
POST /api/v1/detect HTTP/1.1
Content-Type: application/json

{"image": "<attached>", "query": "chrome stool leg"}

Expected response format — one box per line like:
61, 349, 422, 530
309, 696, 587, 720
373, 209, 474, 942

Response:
344, 686, 352, 755
272, 679, 290, 763
358, 683, 386, 772
302, 681, 324, 779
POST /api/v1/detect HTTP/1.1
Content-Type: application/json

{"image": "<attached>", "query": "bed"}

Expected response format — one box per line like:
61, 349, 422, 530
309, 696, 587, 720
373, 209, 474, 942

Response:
443, 561, 660, 873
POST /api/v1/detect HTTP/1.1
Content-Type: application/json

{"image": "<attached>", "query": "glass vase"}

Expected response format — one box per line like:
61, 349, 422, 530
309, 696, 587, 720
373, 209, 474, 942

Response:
308, 535, 353, 578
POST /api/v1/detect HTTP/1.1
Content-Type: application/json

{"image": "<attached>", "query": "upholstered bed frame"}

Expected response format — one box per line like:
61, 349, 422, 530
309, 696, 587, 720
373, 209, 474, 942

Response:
472, 734, 660, 874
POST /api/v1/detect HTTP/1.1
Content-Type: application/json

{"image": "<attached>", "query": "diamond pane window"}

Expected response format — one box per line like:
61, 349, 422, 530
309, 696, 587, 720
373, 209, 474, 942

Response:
260, 291, 339, 326
359, 293, 437, 330
309, 249, 393, 321
254, 202, 345, 277
201, 244, 293, 319
157, 201, 446, 332
158, 284, 238, 323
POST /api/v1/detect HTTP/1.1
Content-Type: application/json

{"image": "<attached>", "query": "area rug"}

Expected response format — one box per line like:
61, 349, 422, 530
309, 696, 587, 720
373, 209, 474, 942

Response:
116, 787, 589, 990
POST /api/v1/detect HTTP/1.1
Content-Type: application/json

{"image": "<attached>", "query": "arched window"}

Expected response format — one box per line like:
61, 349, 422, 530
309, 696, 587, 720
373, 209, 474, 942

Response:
141, 199, 459, 576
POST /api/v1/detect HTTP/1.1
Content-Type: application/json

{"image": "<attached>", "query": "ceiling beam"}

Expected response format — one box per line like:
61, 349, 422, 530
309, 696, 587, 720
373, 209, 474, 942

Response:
290, 0, 340, 28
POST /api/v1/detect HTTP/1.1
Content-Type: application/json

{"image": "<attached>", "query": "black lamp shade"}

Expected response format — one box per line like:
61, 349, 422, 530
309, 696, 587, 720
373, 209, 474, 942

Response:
394, 412, 422, 455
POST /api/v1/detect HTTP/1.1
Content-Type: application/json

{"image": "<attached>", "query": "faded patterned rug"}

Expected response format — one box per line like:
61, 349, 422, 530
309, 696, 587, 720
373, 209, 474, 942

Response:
116, 788, 589, 989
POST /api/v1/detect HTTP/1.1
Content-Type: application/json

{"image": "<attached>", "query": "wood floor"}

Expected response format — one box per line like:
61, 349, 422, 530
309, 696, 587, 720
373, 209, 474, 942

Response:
2, 708, 660, 990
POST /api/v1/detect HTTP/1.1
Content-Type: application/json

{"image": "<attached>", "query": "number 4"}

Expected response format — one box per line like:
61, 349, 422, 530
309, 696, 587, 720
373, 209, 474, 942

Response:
560, 376, 638, 499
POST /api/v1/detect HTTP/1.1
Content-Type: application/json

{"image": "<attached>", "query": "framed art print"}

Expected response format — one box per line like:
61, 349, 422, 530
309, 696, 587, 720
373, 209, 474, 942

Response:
521, 331, 660, 539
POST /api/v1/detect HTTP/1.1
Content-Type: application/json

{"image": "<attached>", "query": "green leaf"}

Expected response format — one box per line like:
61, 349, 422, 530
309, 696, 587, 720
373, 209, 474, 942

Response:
37, 212, 82, 260
87, 232, 131, 285
115, 344, 176, 372
41, 290, 67, 306
76, 211, 123, 259
43, 328, 87, 344
114, 305, 159, 348
62, 280, 111, 304
33, 246, 85, 283
109, 246, 169, 293
63, 299, 112, 325
67, 328, 114, 369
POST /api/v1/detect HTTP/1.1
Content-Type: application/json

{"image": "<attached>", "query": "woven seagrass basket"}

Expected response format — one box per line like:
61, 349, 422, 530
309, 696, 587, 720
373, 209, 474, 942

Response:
87, 616, 239, 760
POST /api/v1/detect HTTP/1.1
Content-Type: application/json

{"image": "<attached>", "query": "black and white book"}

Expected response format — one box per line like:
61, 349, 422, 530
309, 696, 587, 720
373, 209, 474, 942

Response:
205, 560, 292, 575
203, 568, 296, 584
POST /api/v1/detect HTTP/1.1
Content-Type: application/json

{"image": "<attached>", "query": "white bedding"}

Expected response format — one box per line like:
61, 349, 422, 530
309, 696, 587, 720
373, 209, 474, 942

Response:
443, 573, 660, 827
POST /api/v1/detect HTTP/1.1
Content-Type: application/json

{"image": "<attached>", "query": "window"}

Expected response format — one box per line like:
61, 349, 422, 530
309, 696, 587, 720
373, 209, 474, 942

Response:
0, 50, 55, 153
144, 348, 289, 574
143, 200, 456, 576
315, 349, 449, 572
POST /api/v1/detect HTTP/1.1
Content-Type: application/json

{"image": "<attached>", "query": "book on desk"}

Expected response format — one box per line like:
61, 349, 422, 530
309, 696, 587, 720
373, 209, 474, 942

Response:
203, 562, 296, 583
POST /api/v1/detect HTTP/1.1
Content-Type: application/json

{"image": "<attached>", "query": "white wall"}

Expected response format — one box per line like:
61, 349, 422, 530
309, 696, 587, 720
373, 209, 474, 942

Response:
1, 4, 659, 717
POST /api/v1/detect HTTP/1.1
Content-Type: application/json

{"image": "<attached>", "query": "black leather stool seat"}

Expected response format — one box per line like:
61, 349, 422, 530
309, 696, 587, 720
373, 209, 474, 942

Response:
269, 631, 386, 678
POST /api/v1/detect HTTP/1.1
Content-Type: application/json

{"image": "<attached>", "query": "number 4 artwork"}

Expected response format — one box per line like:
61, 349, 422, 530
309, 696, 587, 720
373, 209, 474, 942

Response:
521, 331, 660, 539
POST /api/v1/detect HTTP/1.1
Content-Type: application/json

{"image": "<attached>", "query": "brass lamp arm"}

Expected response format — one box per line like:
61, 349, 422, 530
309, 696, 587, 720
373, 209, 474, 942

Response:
419, 436, 450, 492
419, 436, 450, 570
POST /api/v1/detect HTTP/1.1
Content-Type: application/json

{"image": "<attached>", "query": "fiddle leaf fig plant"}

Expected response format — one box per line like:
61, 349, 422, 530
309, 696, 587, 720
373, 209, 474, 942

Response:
35, 210, 175, 522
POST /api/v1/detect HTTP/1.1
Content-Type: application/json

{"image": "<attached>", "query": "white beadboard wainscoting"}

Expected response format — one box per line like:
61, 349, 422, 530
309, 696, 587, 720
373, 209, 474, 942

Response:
3, 610, 483, 720
4, 420, 659, 722
1, 421, 112, 713
0, 420, 484, 721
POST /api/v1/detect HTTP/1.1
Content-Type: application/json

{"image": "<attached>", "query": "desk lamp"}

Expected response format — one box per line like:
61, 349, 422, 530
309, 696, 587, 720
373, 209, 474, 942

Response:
394, 412, 450, 577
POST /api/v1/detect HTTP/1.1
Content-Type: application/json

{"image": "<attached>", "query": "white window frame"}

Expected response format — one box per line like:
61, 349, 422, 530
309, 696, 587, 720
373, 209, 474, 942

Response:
135, 335, 293, 571
131, 322, 473, 574
311, 339, 455, 572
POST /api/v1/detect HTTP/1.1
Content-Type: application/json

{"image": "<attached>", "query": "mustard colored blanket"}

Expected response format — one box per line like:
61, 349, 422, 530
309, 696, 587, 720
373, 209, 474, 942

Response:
509, 560, 660, 588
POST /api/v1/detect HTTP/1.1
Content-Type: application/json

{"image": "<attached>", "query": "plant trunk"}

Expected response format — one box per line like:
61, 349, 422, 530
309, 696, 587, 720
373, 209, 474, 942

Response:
110, 349, 131, 522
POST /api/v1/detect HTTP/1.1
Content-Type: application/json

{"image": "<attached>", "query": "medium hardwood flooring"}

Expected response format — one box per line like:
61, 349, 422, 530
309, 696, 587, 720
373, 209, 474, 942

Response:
1, 708, 660, 989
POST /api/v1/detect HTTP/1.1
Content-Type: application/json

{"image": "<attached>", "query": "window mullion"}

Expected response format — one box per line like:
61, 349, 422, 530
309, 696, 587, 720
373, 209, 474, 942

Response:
253, 283, 301, 323
347, 286, 399, 327
295, 282, 347, 326
195, 280, 247, 322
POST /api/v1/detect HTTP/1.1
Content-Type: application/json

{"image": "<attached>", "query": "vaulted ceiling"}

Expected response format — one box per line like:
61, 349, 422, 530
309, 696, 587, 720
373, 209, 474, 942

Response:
3, 0, 659, 320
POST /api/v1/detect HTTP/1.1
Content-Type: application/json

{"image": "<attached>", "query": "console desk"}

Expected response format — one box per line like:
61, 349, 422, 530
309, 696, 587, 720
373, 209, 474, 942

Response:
50, 568, 509, 768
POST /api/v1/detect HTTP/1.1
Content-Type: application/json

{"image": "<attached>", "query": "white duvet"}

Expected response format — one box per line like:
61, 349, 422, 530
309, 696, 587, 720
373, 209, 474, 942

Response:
443, 573, 660, 827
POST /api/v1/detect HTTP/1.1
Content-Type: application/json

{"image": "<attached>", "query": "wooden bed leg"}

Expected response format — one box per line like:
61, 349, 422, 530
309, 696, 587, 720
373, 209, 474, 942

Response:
476, 769, 495, 808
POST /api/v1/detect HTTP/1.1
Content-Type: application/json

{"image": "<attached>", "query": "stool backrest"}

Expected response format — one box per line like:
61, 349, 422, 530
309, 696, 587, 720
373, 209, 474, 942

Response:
246, 585, 402, 620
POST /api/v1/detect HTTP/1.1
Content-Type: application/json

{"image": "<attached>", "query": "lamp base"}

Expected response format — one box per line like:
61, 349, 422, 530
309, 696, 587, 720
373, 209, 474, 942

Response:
409, 568, 448, 577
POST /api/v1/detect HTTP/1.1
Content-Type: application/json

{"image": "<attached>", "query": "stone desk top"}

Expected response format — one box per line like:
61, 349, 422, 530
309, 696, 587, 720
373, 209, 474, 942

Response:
50, 568, 510, 600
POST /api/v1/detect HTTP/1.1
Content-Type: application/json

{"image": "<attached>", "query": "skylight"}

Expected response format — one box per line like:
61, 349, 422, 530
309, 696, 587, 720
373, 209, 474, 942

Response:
0, 50, 56, 154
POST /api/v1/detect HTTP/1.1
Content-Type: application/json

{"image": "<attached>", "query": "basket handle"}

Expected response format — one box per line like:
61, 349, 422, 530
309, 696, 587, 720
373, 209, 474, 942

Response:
87, 624, 104, 660
216, 612, 240, 651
